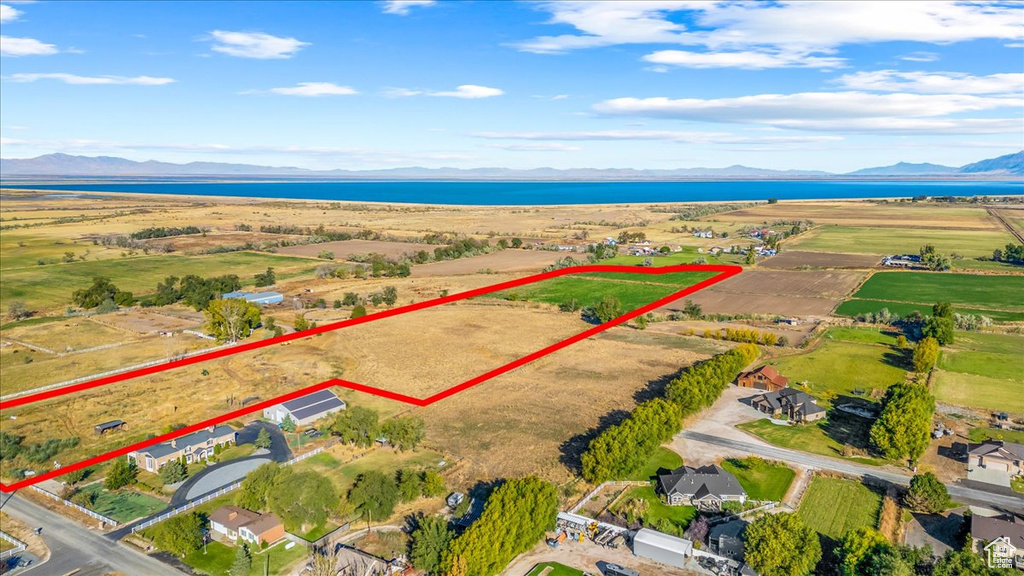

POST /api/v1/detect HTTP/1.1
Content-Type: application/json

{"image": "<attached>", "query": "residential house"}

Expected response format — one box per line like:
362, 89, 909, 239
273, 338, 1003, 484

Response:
969, 441, 1024, 476
693, 230, 714, 239
748, 388, 826, 422
971, 513, 1024, 568
127, 425, 236, 473
263, 389, 346, 427
737, 365, 788, 392
657, 465, 747, 510
210, 505, 285, 547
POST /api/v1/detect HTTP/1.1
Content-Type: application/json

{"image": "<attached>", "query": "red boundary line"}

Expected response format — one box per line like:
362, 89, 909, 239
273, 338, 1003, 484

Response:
0, 264, 740, 492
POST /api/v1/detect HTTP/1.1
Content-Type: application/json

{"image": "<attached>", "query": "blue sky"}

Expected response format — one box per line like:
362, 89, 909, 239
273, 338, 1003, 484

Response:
1, 0, 1022, 172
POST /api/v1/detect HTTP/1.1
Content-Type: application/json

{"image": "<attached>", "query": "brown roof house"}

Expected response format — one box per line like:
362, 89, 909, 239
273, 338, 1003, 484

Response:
972, 513, 1024, 569
748, 388, 826, 423
658, 465, 747, 511
210, 505, 285, 547
737, 366, 788, 392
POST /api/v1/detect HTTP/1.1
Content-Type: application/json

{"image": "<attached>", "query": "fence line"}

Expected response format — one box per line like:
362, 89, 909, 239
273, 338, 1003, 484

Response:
0, 530, 27, 561
29, 485, 119, 527
568, 480, 648, 514
130, 445, 326, 534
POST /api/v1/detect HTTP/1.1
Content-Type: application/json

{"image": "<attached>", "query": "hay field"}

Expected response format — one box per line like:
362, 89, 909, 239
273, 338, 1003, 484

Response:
410, 250, 565, 276
719, 201, 1001, 230
277, 239, 439, 260
759, 251, 881, 269
785, 225, 1014, 258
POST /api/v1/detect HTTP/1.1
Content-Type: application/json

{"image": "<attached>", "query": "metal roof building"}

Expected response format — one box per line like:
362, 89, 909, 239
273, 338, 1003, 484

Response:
633, 528, 693, 569
263, 389, 346, 427
222, 291, 284, 306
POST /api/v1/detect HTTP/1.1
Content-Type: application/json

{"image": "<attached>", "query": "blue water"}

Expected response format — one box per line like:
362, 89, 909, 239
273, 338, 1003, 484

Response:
2, 180, 1021, 205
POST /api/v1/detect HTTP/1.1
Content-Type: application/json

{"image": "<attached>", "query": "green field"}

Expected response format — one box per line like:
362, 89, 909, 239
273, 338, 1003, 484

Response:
625, 446, 683, 481
968, 427, 1024, 444
1, 251, 318, 310
786, 225, 1014, 258
79, 484, 166, 523
738, 419, 883, 466
765, 340, 908, 404
602, 247, 724, 266
181, 539, 309, 576
527, 562, 586, 576
835, 299, 1024, 322
614, 485, 696, 533
837, 272, 1024, 321
720, 457, 795, 501
823, 326, 900, 347
499, 270, 716, 313
933, 332, 1024, 414
797, 477, 882, 540
292, 448, 445, 495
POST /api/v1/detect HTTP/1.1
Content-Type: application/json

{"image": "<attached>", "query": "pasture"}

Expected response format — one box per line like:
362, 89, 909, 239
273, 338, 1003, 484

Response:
933, 332, 1024, 414
834, 299, 1024, 322
851, 272, 1024, 311
501, 270, 716, 313
785, 225, 1013, 258
797, 476, 882, 540
760, 340, 908, 404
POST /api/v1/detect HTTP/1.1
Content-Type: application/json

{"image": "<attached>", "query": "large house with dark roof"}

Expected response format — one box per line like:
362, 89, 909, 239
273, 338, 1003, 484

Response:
263, 389, 346, 427
748, 388, 826, 422
657, 465, 747, 510
971, 513, 1024, 568
737, 365, 788, 392
127, 425, 236, 473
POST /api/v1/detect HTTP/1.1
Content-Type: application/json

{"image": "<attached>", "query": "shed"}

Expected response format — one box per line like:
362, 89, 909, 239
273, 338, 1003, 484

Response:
94, 420, 126, 435
222, 291, 284, 306
632, 528, 693, 569
263, 389, 346, 427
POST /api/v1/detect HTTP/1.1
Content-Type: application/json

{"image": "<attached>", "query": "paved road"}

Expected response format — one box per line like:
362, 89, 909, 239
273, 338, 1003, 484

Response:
0, 493, 184, 576
680, 431, 1024, 512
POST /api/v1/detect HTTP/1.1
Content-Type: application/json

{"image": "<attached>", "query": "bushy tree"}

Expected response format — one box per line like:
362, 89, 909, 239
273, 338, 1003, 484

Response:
153, 513, 204, 557
205, 299, 261, 343
236, 462, 283, 510
745, 512, 821, 576
933, 547, 1012, 576
280, 414, 296, 433
348, 470, 399, 522
159, 460, 188, 484
268, 471, 338, 530
593, 295, 623, 323
230, 543, 252, 576
397, 469, 423, 503
410, 515, 453, 573
870, 382, 935, 462
421, 469, 446, 498
581, 398, 682, 482
381, 286, 398, 307
351, 305, 367, 319
905, 472, 951, 513
331, 406, 380, 447
105, 458, 138, 490
440, 477, 557, 576
72, 277, 131, 309
381, 416, 424, 451
254, 427, 272, 449
254, 267, 276, 287
839, 527, 890, 576
912, 337, 941, 373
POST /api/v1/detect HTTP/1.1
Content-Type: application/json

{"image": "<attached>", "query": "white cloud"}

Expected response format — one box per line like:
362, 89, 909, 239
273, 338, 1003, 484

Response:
483, 142, 583, 151
593, 91, 1023, 134
265, 82, 358, 96
643, 49, 843, 69
0, 136, 26, 145
900, 51, 939, 62
387, 84, 504, 99
381, 0, 435, 16
207, 30, 309, 59
429, 84, 503, 99
515, 1, 1023, 69
9, 73, 176, 85
0, 35, 58, 56
0, 5, 22, 23
473, 129, 842, 145
836, 70, 1024, 95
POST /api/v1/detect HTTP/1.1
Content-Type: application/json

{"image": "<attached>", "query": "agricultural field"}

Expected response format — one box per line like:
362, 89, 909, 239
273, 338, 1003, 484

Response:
785, 225, 1014, 258
718, 201, 1003, 230
797, 476, 883, 540
277, 238, 439, 260
758, 251, 882, 269
499, 270, 716, 313
720, 457, 795, 501
409, 249, 564, 276
837, 271, 1024, 321
933, 332, 1024, 414
659, 269, 866, 317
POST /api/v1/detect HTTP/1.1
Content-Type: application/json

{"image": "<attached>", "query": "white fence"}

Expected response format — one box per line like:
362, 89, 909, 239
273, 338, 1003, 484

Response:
29, 485, 119, 527
130, 445, 326, 534
0, 531, 27, 561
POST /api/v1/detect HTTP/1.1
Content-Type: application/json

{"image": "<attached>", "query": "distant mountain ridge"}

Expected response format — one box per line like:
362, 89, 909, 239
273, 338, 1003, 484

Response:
1, 151, 1021, 179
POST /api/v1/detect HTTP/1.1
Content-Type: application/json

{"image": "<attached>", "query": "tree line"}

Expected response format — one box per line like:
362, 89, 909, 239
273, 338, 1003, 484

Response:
129, 226, 203, 240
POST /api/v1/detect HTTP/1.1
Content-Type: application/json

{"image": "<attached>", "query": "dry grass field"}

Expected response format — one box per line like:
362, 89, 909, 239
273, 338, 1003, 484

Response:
759, 251, 882, 269
277, 239, 440, 260
719, 200, 1003, 229
410, 249, 565, 276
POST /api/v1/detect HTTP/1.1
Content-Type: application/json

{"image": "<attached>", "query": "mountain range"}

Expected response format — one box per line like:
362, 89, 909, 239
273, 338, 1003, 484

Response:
1, 151, 1021, 180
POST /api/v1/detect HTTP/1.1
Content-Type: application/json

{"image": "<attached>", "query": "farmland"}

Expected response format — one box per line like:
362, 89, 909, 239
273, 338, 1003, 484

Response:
785, 225, 1014, 258
838, 271, 1024, 319
277, 238, 439, 260
932, 332, 1024, 414
797, 476, 883, 540
758, 251, 882, 269
410, 249, 565, 276
499, 270, 716, 312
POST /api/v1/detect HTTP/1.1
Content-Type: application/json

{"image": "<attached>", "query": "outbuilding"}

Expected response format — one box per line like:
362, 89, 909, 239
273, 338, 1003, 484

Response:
94, 420, 126, 435
263, 389, 346, 427
632, 528, 693, 569
222, 291, 284, 306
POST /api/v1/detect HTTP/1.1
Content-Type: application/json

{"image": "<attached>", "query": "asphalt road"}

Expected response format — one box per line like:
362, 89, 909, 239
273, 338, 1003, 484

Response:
0, 493, 184, 576
680, 431, 1024, 512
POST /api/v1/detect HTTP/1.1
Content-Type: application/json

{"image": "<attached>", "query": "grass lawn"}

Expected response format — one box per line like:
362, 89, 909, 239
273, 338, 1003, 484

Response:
293, 522, 339, 542
933, 332, 1024, 414
615, 485, 696, 533
216, 443, 257, 462
1, 251, 318, 311
720, 457, 796, 501
527, 562, 586, 576
625, 446, 683, 481
496, 271, 716, 314
78, 484, 166, 523
738, 419, 883, 466
823, 326, 900, 347
843, 271, 1024, 316
765, 340, 908, 404
785, 225, 1014, 259
968, 427, 1024, 444
797, 477, 883, 540
182, 539, 309, 576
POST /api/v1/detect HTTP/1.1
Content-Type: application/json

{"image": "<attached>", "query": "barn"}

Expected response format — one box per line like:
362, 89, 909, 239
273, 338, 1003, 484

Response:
222, 291, 284, 306
632, 528, 693, 569
263, 389, 346, 427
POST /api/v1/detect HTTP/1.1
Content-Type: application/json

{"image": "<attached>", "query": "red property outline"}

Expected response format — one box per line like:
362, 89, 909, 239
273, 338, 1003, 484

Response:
0, 264, 740, 492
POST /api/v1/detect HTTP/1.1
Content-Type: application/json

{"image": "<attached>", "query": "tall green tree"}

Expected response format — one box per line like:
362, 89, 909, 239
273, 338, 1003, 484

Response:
158, 459, 187, 484
236, 462, 283, 511
397, 469, 423, 503
330, 406, 380, 447
421, 469, 446, 498
254, 427, 272, 449
744, 512, 822, 576
268, 471, 338, 530
904, 472, 951, 513
593, 295, 623, 323
105, 458, 138, 490
153, 513, 204, 557
381, 416, 424, 451
230, 543, 252, 576
912, 337, 940, 373
204, 298, 261, 343
410, 515, 454, 573
870, 382, 935, 462
348, 470, 399, 523
839, 527, 890, 576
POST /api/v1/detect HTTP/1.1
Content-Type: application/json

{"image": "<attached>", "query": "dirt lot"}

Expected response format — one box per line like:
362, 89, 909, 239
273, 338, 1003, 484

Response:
92, 309, 203, 334
277, 239, 440, 260
759, 251, 881, 269
410, 250, 565, 276
142, 231, 289, 253
658, 269, 867, 317
502, 537, 700, 576
2, 318, 130, 351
